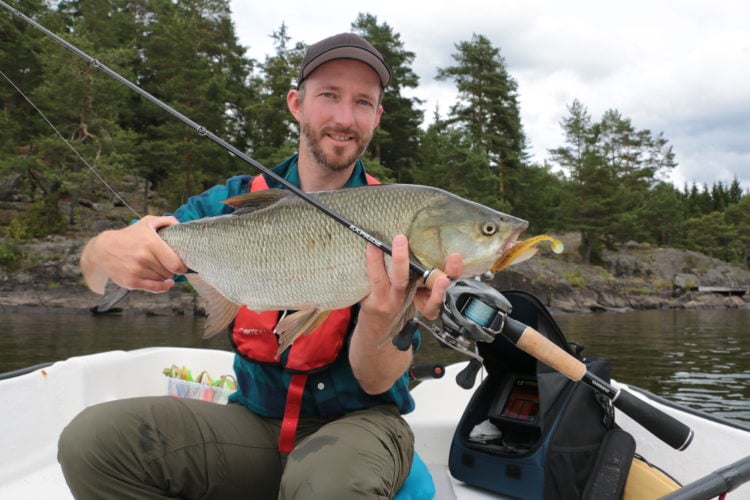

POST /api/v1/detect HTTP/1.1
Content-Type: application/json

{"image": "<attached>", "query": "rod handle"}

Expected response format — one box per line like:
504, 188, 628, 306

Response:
504, 318, 587, 380
613, 387, 694, 451
503, 317, 693, 451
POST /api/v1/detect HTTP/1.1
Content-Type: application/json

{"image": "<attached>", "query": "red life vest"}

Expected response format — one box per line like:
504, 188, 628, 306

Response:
231, 171, 379, 452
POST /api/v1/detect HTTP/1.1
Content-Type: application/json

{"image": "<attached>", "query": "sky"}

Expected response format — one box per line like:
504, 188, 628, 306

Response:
229, 0, 750, 192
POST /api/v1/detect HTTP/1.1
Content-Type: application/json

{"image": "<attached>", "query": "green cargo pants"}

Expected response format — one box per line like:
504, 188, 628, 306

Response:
58, 397, 413, 499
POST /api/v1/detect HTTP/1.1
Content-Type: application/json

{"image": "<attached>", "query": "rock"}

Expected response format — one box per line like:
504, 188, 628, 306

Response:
674, 273, 700, 291
723, 296, 748, 308
1, 228, 750, 317
0, 173, 23, 201
683, 294, 726, 309
86, 218, 126, 233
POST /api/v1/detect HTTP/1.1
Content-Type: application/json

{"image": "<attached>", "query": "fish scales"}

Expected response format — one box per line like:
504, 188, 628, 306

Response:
160, 185, 451, 311
158, 184, 529, 341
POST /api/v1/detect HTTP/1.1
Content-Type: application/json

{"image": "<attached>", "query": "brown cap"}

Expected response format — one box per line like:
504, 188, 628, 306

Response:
298, 33, 391, 88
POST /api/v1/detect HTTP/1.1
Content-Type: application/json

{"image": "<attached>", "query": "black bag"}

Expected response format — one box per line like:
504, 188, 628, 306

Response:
448, 291, 634, 499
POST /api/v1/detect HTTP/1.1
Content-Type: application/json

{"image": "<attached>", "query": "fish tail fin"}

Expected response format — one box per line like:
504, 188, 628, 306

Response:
275, 309, 331, 357
186, 274, 241, 338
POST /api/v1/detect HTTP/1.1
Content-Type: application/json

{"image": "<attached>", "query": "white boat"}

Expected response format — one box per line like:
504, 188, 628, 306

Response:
1, 346, 748, 499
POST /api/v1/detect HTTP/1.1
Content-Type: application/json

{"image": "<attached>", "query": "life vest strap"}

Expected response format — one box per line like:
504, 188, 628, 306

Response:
279, 373, 308, 453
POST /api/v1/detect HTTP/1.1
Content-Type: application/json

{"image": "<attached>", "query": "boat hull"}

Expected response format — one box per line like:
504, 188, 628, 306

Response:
1, 348, 748, 499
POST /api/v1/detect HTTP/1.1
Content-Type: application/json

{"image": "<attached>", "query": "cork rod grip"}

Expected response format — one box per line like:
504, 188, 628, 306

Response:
503, 317, 587, 381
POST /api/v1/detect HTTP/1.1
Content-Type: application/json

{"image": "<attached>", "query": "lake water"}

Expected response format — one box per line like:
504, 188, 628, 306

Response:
2, 307, 749, 423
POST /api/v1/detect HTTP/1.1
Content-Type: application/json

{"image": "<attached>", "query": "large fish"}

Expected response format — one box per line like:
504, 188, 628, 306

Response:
158, 184, 529, 354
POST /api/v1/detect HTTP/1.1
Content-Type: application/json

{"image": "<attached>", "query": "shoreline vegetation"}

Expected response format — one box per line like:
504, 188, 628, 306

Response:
1, 232, 749, 317
1, 174, 749, 316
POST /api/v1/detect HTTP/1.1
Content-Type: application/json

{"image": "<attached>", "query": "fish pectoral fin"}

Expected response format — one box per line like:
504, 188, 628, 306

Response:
186, 275, 241, 338
376, 281, 419, 349
275, 309, 332, 356
223, 189, 288, 214
96, 279, 130, 312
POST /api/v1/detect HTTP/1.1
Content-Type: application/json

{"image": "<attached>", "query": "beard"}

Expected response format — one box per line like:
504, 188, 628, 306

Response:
301, 121, 372, 172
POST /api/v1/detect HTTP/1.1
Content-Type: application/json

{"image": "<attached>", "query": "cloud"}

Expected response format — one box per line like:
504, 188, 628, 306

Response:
230, 0, 750, 192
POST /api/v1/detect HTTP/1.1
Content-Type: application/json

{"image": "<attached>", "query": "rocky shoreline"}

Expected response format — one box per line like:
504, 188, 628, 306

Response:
1, 232, 749, 316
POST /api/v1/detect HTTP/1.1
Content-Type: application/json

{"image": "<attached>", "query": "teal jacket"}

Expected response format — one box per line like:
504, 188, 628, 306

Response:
170, 155, 417, 418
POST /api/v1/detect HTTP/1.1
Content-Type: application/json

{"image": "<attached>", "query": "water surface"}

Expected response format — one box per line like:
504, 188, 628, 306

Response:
2, 308, 748, 422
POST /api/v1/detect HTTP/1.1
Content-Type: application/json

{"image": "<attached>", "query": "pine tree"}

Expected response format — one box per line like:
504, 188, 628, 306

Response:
549, 100, 676, 262
244, 23, 302, 167
132, 0, 251, 204
5, 0, 140, 226
351, 13, 423, 183
415, 116, 505, 210
436, 34, 527, 204
0, 0, 49, 154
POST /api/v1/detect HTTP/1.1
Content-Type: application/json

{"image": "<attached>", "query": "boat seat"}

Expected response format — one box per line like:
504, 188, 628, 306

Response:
394, 452, 435, 500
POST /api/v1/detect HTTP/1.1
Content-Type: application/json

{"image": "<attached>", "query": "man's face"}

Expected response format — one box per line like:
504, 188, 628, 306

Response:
289, 59, 383, 172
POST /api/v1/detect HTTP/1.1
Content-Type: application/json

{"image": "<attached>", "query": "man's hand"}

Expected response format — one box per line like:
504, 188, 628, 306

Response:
80, 215, 188, 295
349, 234, 463, 394
413, 253, 463, 320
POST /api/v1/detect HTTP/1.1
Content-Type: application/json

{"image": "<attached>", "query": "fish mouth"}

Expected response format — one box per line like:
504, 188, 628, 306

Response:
499, 224, 528, 257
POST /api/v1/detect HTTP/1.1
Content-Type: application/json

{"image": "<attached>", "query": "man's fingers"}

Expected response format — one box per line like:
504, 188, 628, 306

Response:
415, 253, 465, 320
444, 253, 463, 280
389, 235, 410, 292
143, 216, 189, 276
420, 275, 450, 320
365, 243, 388, 288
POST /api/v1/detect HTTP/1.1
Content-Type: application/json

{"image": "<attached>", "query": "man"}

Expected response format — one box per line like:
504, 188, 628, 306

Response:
59, 33, 461, 499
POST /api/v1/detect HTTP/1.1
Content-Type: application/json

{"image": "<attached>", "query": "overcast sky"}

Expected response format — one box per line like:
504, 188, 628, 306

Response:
229, 0, 750, 192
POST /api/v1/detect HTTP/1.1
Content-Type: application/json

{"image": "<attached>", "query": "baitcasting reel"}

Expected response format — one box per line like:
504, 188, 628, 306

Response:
393, 277, 513, 389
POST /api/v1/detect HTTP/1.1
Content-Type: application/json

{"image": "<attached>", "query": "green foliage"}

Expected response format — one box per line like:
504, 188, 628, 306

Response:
1, 4, 747, 271
548, 100, 678, 263
563, 270, 588, 288
360, 158, 396, 184
435, 34, 527, 204
414, 120, 509, 211
675, 210, 745, 267
352, 14, 424, 183
508, 163, 567, 233
0, 240, 23, 268
11, 195, 67, 239
243, 23, 301, 167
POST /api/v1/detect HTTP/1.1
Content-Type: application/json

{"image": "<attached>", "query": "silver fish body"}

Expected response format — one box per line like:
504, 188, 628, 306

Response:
159, 184, 528, 343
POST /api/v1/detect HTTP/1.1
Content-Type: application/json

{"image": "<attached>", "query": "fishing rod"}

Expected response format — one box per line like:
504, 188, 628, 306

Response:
0, 0, 431, 282
429, 278, 694, 451
1, 1, 694, 451
660, 454, 750, 499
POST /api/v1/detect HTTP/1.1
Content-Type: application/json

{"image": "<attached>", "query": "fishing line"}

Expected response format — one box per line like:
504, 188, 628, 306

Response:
0, 0, 434, 283
0, 68, 142, 219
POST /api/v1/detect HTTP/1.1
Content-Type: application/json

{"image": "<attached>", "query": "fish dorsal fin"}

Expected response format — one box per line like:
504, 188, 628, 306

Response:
223, 189, 289, 215
186, 274, 241, 338
275, 309, 332, 357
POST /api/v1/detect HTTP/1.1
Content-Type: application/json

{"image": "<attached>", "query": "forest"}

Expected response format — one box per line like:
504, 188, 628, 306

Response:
1, 0, 748, 269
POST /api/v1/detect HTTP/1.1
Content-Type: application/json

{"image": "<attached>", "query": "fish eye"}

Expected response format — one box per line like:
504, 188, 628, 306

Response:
481, 222, 498, 236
